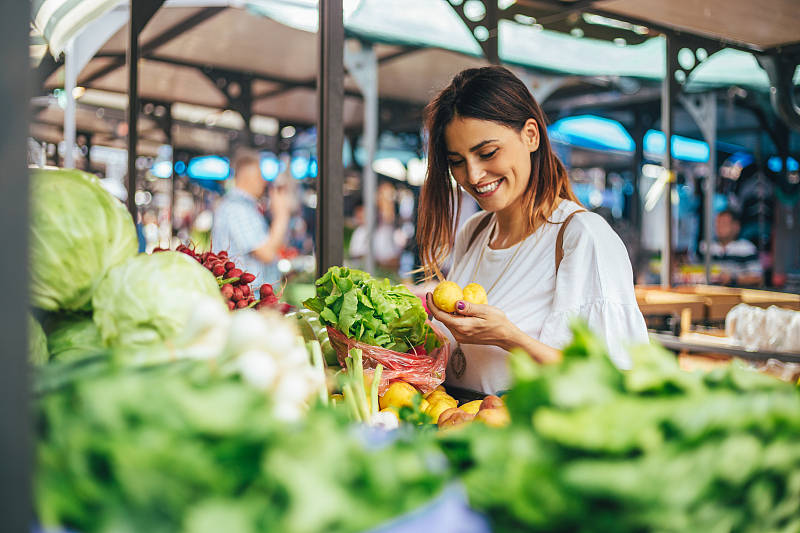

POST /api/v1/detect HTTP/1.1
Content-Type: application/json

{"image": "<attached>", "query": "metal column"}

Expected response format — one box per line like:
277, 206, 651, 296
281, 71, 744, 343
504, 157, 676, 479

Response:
680, 92, 717, 284
344, 41, 378, 274
0, 1, 31, 530
126, 1, 164, 218
660, 34, 678, 288
316, 0, 345, 276
64, 39, 77, 168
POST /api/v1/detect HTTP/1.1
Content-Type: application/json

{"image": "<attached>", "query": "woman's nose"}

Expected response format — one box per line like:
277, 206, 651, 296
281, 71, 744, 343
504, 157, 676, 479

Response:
466, 162, 486, 184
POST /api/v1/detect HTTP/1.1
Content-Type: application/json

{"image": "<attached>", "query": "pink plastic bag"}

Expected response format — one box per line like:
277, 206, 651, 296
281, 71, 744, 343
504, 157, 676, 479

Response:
327, 322, 450, 395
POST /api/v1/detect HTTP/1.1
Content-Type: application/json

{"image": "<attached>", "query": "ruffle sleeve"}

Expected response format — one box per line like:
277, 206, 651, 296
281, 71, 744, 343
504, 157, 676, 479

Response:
538, 212, 648, 370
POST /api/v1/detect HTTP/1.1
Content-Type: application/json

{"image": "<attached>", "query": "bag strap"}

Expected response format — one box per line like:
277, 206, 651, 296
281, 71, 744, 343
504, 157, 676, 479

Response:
466, 212, 493, 252
555, 209, 586, 274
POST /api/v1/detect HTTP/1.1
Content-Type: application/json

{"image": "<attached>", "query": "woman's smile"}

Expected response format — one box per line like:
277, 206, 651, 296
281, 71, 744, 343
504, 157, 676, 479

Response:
474, 177, 505, 197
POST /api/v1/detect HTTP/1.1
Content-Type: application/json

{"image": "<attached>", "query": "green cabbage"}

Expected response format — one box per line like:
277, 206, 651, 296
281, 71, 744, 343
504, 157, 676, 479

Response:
92, 251, 224, 347
45, 314, 104, 362
29, 314, 49, 366
30, 168, 138, 311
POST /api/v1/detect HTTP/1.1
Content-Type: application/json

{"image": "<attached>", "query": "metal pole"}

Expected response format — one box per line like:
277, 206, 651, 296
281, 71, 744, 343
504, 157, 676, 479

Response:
661, 34, 677, 289
64, 39, 77, 168
703, 97, 716, 285
316, 0, 345, 276
344, 42, 378, 274
0, 0, 31, 529
126, 3, 141, 218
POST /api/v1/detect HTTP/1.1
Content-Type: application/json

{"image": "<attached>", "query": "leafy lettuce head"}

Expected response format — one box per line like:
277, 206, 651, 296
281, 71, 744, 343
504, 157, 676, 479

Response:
30, 168, 138, 311
92, 251, 224, 348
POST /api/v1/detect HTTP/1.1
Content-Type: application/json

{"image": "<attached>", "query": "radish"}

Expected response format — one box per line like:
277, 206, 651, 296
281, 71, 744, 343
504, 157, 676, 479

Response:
240, 284, 251, 297
240, 272, 256, 284
226, 300, 235, 311
260, 284, 274, 297
212, 264, 226, 277
227, 268, 243, 279
224, 261, 235, 271
232, 287, 243, 301
235, 300, 248, 309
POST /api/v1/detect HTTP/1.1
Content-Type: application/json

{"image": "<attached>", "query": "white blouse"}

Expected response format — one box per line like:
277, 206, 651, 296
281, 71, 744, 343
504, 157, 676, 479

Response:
436, 199, 648, 394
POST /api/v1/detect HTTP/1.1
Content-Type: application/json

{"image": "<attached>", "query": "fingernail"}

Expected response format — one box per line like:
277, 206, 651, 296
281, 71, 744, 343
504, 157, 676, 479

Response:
456, 301, 465, 311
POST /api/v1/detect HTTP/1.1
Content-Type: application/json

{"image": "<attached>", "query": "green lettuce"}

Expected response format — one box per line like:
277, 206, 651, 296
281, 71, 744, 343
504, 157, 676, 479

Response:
30, 168, 138, 311
92, 252, 224, 348
29, 314, 49, 366
45, 314, 104, 362
304, 266, 437, 353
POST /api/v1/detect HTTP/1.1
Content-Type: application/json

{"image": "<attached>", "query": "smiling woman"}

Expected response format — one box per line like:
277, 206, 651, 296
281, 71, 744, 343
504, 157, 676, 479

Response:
417, 66, 648, 394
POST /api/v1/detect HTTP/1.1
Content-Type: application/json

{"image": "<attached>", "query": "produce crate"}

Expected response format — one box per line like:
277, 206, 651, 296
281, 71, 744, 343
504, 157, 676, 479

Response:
740, 287, 800, 310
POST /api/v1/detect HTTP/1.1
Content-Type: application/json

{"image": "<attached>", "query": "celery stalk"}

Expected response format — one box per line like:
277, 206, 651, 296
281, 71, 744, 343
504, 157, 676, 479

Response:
370, 364, 383, 417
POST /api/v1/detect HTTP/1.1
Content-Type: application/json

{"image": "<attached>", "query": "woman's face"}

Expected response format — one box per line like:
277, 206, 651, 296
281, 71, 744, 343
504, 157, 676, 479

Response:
444, 116, 539, 213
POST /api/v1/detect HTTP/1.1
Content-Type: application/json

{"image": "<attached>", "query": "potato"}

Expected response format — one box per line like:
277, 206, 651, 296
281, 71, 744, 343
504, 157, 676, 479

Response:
438, 408, 473, 428
479, 395, 504, 411
475, 407, 510, 428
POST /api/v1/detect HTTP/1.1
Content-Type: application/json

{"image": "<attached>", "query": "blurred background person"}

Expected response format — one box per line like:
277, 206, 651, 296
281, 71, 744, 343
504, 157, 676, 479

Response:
701, 209, 763, 287
212, 149, 291, 287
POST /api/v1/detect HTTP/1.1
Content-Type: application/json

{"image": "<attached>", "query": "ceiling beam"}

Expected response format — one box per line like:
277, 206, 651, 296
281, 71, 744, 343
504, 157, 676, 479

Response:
80, 6, 227, 85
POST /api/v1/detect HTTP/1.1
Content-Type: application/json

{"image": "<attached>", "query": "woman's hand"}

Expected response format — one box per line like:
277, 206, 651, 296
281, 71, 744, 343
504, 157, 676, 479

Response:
426, 293, 516, 349
426, 293, 562, 364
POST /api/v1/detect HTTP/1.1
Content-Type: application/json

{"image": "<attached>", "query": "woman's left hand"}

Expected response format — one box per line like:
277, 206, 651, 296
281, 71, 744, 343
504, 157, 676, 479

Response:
426, 293, 518, 350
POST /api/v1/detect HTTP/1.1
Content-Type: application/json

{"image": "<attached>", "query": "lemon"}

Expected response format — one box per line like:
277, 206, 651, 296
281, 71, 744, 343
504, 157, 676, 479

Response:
433, 281, 463, 313
426, 397, 458, 423
459, 400, 483, 415
379, 381, 419, 410
462, 283, 488, 305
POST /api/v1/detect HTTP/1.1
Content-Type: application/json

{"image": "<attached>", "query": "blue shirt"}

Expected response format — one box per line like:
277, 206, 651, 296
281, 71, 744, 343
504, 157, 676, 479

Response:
211, 187, 280, 286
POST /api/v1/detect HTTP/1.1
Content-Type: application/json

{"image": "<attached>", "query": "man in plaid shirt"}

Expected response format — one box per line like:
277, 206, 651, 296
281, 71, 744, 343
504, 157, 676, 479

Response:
212, 149, 291, 289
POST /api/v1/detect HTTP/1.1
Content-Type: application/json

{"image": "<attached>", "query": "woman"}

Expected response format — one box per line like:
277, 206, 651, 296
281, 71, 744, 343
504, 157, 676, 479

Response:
418, 66, 648, 394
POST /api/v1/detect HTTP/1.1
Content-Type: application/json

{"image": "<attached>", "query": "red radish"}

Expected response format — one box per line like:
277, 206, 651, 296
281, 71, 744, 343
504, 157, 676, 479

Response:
278, 303, 291, 314
235, 300, 248, 309
232, 288, 243, 301
227, 268, 243, 279
212, 264, 226, 277
240, 272, 256, 284
218, 250, 228, 258
240, 284, 251, 297
260, 284, 274, 297
226, 300, 235, 311
224, 261, 236, 271
265, 295, 279, 305
221, 284, 234, 299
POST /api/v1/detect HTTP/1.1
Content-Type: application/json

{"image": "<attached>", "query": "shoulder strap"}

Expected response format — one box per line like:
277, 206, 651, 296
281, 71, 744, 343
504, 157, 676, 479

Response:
466, 212, 493, 251
555, 210, 586, 274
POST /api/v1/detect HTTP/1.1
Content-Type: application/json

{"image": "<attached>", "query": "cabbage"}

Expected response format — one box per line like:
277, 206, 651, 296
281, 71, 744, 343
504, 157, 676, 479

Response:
30, 168, 138, 311
29, 314, 49, 365
92, 251, 224, 347
45, 314, 104, 362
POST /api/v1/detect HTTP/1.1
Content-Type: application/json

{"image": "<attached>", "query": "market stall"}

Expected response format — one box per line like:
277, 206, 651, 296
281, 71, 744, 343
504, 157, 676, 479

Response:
7, 1, 800, 532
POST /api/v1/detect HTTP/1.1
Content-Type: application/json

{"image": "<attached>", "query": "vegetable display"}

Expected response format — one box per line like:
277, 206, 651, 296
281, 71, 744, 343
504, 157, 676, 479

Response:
303, 266, 439, 354
29, 168, 137, 311
29, 314, 49, 365
92, 251, 224, 348
439, 321, 800, 532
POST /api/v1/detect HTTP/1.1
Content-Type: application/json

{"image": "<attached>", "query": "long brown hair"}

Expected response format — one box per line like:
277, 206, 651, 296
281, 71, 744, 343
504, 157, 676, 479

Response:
417, 66, 579, 280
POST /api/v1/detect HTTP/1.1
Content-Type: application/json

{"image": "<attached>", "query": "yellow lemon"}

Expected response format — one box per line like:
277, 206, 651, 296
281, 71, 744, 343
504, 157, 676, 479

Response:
379, 381, 419, 410
459, 400, 483, 415
462, 283, 488, 305
420, 398, 430, 412
425, 390, 454, 404
426, 398, 458, 422
433, 281, 463, 313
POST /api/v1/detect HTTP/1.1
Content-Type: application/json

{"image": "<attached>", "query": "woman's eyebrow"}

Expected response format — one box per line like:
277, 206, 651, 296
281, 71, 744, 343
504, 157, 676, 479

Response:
446, 139, 498, 156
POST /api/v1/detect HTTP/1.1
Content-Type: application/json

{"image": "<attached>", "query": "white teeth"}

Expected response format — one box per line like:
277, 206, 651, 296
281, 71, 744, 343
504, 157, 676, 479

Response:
476, 180, 501, 194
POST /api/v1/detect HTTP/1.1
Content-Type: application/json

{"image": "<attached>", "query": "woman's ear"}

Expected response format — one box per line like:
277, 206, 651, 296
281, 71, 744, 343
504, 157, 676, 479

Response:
521, 118, 540, 152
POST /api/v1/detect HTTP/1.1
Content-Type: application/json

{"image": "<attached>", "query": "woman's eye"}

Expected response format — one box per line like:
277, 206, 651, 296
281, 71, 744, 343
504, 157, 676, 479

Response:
448, 159, 464, 167
479, 149, 498, 160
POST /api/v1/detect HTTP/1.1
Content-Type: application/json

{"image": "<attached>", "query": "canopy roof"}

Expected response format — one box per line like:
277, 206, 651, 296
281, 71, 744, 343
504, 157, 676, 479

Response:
31, 0, 800, 154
